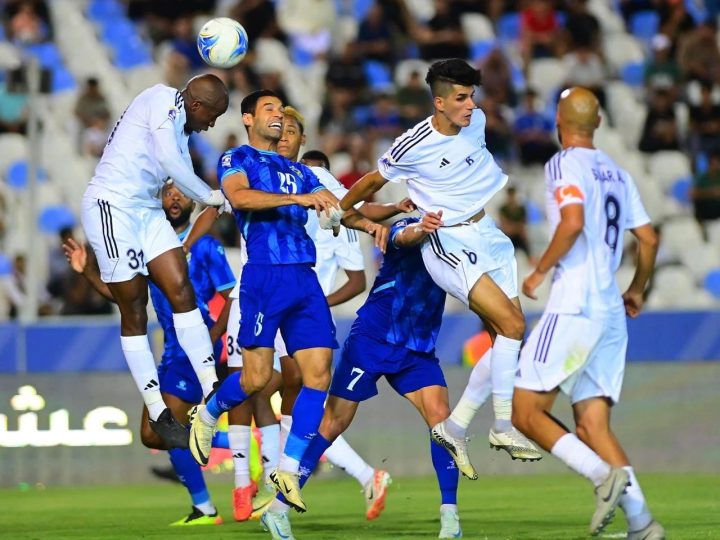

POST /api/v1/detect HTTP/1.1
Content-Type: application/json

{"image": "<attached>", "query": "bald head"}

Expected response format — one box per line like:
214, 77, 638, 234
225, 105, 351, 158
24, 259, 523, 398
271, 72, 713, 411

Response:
182, 74, 229, 133
557, 87, 600, 136
185, 74, 229, 109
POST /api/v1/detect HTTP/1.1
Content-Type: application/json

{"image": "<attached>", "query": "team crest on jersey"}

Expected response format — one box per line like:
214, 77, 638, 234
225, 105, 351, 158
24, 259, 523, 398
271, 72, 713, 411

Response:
289, 165, 302, 177
380, 156, 392, 170
168, 108, 177, 121
221, 153, 231, 168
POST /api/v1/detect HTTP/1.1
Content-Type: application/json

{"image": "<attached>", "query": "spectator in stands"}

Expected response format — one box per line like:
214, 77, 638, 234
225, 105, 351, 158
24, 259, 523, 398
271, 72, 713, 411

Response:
47, 227, 75, 300
224, 133, 239, 151
688, 81, 720, 158
326, 43, 368, 93
396, 70, 432, 128
498, 186, 531, 259
0, 81, 28, 134
644, 34, 682, 98
364, 92, 403, 159
355, 2, 395, 66
563, 0, 601, 53
276, 0, 335, 62
520, 0, 561, 68
230, 0, 285, 46
481, 47, 517, 107
319, 88, 360, 156
561, 47, 607, 109
481, 95, 514, 164
658, 0, 696, 45
513, 88, 558, 165
81, 113, 110, 159
6, 0, 48, 45
2, 254, 51, 318
677, 20, 720, 84
691, 152, 720, 224
638, 88, 680, 153
338, 133, 372, 190
74, 78, 110, 129
414, 0, 469, 62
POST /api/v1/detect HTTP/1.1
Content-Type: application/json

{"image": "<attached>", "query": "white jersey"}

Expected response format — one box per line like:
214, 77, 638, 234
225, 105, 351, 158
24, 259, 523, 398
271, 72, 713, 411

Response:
378, 109, 508, 226
229, 241, 249, 300
543, 147, 650, 318
85, 84, 193, 208
306, 166, 364, 294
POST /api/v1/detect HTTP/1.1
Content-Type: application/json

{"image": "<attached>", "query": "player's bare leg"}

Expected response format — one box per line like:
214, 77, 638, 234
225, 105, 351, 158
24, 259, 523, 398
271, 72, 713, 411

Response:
148, 248, 219, 400
278, 354, 302, 451
513, 388, 628, 535
574, 398, 663, 539
108, 275, 187, 448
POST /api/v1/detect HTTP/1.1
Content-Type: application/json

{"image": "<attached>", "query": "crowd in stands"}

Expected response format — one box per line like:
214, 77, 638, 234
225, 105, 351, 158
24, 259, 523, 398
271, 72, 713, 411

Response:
3, 0, 720, 318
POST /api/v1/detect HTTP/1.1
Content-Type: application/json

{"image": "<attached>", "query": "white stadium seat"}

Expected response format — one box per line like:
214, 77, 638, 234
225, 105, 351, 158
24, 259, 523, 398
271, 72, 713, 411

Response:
602, 34, 645, 73
461, 13, 495, 42
527, 58, 567, 102
647, 151, 692, 192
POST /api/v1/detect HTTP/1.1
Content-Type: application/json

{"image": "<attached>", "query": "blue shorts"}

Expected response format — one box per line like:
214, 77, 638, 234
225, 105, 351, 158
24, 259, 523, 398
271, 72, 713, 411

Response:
158, 340, 223, 404
329, 331, 446, 402
239, 264, 338, 355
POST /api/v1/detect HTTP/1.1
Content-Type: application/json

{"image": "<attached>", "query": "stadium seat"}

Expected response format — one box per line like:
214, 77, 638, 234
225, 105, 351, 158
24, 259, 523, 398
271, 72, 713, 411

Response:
527, 58, 566, 102
113, 39, 153, 70
470, 40, 496, 63
703, 269, 720, 299
5, 160, 48, 189
353, 0, 374, 20
603, 34, 645, 73
23, 42, 63, 68
629, 10, 660, 42
101, 19, 138, 46
497, 13, 521, 42
38, 204, 76, 234
0, 134, 27, 173
461, 13, 495, 42
0, 253, 11, 276
526, 200, 544, 224
87, 0, 124, 23
0, 43, 21, 70
670, 176, 692, 206
363, 60, 392, 91
394, 59, 430, 87
620, 62, 645, 87
51, 66, 76, 92
648, 151, 692, 192
681, 244, 720, 282
662, 217, 705, 257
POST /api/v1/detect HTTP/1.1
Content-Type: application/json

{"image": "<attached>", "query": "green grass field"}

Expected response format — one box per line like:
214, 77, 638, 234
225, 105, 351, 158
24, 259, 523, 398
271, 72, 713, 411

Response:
2, 474, 718, 539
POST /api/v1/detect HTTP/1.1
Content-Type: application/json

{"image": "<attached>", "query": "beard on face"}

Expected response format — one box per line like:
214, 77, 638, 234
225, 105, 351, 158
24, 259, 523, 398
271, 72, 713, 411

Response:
165, 205, 193, 229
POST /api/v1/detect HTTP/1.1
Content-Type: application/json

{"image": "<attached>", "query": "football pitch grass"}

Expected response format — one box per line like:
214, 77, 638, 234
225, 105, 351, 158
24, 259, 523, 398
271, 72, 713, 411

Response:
2, 473, 718, 539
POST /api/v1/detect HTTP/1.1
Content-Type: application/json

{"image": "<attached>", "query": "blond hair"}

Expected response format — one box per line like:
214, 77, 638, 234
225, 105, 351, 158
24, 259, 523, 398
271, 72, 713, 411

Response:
283, 106, 305, 134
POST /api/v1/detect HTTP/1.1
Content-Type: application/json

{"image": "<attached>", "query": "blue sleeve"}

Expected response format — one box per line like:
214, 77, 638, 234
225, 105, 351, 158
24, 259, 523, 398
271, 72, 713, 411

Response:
299, 163, 325, 194
390, 217, 420, 249
217, 149, 247, 186
202, 236, 236, 292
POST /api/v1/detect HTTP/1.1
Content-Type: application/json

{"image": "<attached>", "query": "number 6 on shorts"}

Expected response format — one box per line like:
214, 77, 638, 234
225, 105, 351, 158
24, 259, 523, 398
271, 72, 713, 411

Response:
347, 367, 365, 391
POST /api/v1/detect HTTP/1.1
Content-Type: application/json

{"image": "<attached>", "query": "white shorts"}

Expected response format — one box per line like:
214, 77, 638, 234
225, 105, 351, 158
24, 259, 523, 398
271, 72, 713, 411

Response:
81, 197, 181, 283
515, 312, 628, 404
421, 215, 518, 305
226, 298, 284, 371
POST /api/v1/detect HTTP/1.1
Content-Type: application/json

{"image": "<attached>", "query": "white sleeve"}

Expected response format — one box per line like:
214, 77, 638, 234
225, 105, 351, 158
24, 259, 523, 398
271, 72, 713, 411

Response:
334, 228, 365, 271
624, 173, 651, 229
310, 166, 364, 209
545, 153, 587, 208
152, 125, 213, 204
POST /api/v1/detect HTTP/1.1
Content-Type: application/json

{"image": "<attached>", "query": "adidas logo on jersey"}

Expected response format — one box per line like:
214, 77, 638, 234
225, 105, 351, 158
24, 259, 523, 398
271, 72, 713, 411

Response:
439, 158, 450, 168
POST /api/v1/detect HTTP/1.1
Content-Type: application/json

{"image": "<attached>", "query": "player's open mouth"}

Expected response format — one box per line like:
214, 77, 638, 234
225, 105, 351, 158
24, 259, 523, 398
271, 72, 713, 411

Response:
169, 203, 182, 215
269, 122, 282, 130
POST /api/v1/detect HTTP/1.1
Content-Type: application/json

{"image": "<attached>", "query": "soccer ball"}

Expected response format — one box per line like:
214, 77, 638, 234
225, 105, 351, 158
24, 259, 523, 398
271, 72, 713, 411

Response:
197, 17, 249, 69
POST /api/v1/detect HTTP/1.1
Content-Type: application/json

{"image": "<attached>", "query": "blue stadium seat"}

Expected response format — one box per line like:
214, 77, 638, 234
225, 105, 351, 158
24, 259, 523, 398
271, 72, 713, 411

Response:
670, 176, 692, 205
290, 44, 314, 68
621, 62, 645, 87
39, 205, 76, 234
498, 13, 521, 42
101, 19, 137, 46
87, 0, 124, 23
23, 42, 62, 68
470, 40, 496, 63
51, 66, 76, 93
629, 11, 659, 41
354, 0, 374, 20
113, 39, 152, 69
511, 63, 526, 91
0, 253, 11, 276
363, 60, 392, 90
526, 201, 544, 224
5, 160, 48, 189
703, 269, 720, 298
696, 152, 709, 174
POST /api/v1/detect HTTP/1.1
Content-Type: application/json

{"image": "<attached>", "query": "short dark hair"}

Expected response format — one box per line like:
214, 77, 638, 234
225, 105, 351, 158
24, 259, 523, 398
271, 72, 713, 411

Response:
301, 150, 331, 169
241, 89, 281, 116
425, 59, 481, 97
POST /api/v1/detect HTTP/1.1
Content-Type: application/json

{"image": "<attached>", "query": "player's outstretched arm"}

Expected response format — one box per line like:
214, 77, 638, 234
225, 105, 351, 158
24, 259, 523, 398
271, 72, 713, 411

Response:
523, 202, 584, 300
339, 170, 388, 212
623, 223, 658, 318
222, 171, 336, 212
326, 269, 366, 307
341, 209, 389, 253
62, 239, 115, 303
394, 211, 443, 248
360, 198, 416, 222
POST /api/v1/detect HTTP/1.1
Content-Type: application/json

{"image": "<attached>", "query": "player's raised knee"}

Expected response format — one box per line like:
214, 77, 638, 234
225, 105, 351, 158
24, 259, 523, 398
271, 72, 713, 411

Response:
498, 311, 525, 341
319, 413, 349, 440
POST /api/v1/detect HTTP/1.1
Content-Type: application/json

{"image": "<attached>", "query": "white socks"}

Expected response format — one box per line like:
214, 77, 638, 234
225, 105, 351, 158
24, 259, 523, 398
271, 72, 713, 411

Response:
490, 336, 521, 432
173, 309, 218, 397
619, 466, 653, 531
228, 425, 252, 488
447, 350, 493, 438
195, 500, 216, 515
551, 433, 611, 486
279, 414, 292, 452
324, 435, 375, 488
260, 424, 281, 484
120, 335, 165, 420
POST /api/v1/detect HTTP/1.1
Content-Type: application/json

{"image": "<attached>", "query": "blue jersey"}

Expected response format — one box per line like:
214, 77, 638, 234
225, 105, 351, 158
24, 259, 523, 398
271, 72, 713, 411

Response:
150, 229, 236, 365
354, 218, 446, 353
218, 145, 326, 265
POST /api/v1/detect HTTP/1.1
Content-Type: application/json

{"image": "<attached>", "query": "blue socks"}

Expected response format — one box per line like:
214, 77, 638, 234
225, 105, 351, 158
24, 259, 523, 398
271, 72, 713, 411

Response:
283, 387, 328, 462
168, 448, 210, 507
431, 437, 459, 505
276, 433, 332, 505
211, 431, 229, 449
204, 371, 249, 419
